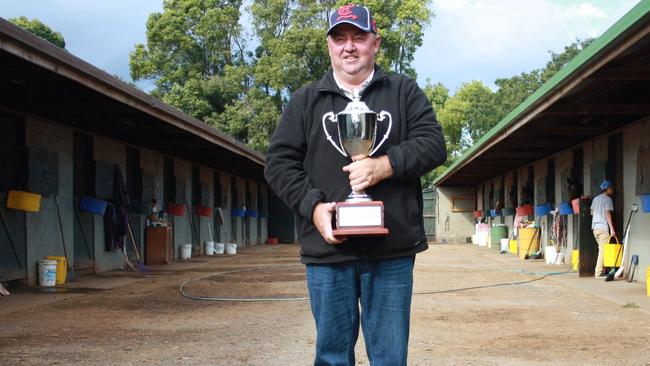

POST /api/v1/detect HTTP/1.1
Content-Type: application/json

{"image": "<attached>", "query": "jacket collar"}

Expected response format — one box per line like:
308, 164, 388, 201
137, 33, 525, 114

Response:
316, 64, 388, 98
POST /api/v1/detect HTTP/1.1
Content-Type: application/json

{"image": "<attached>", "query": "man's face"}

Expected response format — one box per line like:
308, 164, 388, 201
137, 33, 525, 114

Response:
606, 187, 615, 195
327, 24, 380, 80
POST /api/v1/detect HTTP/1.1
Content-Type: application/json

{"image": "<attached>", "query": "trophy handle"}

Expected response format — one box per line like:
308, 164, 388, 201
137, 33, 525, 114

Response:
322, 112, 348, 157
369, 111, 392, 157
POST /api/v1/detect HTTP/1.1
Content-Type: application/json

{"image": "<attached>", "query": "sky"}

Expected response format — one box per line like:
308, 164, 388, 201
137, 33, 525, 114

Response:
0, 0, 641, 94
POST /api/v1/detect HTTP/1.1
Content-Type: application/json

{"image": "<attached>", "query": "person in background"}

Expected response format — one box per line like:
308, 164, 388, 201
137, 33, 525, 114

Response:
591, 180, 616, 278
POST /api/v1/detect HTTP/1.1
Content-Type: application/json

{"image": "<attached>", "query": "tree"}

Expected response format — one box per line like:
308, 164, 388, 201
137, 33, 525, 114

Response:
359, 0, 433, 78
421, 38, 595, 187
131, 0, 435, 153
9, 16, 65, 48
130, 0, 246, 120
422, 80, 449, 113
492, 38, 594, 123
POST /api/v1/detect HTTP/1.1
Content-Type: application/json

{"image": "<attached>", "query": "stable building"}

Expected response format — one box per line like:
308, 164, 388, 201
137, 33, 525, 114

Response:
0, 18, 275, 286
434, 2, 650, 283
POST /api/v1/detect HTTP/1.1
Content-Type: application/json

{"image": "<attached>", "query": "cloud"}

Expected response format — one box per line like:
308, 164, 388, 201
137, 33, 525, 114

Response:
0, 0, 162, 83
567, 3, 607, 19
414, 0, 640, 92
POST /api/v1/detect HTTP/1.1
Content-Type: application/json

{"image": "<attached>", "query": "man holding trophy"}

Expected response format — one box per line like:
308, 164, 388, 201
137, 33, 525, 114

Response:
265, 4, 446, 365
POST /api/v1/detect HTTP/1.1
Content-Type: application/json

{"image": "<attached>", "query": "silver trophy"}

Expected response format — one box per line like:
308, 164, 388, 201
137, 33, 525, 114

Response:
322, 95, 392, 237
322, 96, 393, 202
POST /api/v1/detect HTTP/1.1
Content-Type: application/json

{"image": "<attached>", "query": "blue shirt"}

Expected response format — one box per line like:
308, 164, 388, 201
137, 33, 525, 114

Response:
591, 193, 614, 231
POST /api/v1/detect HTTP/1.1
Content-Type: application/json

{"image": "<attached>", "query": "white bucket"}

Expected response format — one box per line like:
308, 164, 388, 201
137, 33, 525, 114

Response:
545, 246, 562, 265
226, 243, 237, 255
471, 234, 478, 245
204, 241, 215, 256
215, 242, 225, 255
180, 243, 192, 260
500, 238, 509, 252
477, 232, 488, 247
38, 259, 57, 287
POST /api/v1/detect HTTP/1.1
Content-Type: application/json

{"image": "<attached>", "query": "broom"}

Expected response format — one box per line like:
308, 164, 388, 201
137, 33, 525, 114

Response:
126, 216, 149, 273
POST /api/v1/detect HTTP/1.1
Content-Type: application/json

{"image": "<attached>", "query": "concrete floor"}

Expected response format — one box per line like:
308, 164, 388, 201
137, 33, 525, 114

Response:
1, 243, 649, 365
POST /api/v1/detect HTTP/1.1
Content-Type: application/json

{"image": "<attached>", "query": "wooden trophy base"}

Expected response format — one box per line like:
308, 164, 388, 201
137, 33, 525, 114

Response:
332, 201, 390, 237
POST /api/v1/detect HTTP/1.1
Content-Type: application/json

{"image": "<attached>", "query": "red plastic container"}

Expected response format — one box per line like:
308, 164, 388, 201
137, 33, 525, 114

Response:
166, 203, 186, 216
572, 197, 591, 214
194, 205, 213, 217
266, 237, 279, 245
473, 210, 482, 218
516, 204, 533, 216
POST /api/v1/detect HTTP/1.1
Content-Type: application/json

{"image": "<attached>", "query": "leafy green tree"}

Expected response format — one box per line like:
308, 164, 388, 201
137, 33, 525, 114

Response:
358, 0, 433, 78
541, 38, 593, 83
129, 0, 246, 120
423, 38, 595, 187
492, 38, 594, 123
9, 16, 65, 48
422, 80, 449, 113
131, 0, 434, 153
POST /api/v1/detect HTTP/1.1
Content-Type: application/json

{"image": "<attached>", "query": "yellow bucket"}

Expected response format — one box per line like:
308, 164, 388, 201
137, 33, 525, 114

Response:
604, 237, 622, 267
572, 250, 579, 271
45, 256, 67, 285
7, 190, 41, 212
509, 240, 517, 255
518, 228, 541, 260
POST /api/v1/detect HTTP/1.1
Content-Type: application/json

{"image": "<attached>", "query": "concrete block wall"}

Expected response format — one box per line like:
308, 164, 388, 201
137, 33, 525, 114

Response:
248, 181, 259, 245
20, 115, 268, 283
198, 167, 213, 251
435, 186, 476, 244
446, 118, 650, 282
259, 184, 269, 244
172, 160, 191, 257
24, 117, 74, 286
233, 176, 245, 247
93, 135, 127, 273
623, 118, 650, 284
217, 172, 233, 244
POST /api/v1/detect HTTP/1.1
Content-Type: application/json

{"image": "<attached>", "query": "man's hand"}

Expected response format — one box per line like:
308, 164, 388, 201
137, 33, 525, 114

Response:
342, 155, 393, 193
313, 202, 346, 244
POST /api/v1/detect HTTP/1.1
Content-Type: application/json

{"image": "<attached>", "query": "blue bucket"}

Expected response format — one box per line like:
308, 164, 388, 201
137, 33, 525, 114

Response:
641, 194, 650, 213
245, 210, 259, 218
231, 208, 246, 218
558, 201, 574, 215
535, 203, 553, 216
79, 196, 108, 215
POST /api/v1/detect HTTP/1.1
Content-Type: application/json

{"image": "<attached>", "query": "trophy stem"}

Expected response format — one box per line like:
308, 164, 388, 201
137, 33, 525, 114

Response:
346, 190, 372, 203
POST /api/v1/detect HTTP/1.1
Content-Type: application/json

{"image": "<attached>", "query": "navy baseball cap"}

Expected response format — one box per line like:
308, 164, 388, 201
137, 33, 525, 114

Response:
328, 4, 377, 35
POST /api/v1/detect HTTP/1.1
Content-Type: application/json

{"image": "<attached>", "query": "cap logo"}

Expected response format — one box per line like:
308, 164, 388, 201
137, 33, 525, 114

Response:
337, 5, 359, 21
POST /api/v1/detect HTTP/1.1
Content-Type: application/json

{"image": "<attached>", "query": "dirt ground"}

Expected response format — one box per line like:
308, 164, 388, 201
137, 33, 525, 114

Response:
1, 244, 650, 366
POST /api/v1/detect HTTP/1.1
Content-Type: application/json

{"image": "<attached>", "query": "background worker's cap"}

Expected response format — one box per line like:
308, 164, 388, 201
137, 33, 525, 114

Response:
328, 4, 377, 35
600, 180, 613, 191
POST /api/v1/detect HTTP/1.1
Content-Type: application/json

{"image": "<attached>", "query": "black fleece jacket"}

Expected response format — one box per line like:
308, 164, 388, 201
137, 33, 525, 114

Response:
265, 66, 446, 264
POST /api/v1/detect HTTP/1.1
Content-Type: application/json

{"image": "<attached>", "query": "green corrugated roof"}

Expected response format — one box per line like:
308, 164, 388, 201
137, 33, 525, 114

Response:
434, 0, 650, 187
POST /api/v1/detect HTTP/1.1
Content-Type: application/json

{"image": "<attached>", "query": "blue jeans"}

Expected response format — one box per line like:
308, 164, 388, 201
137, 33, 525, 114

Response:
306, 256, 415, 366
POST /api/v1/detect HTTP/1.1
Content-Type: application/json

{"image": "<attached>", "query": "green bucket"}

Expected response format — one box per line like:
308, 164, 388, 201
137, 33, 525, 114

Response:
490, 225, 508, 251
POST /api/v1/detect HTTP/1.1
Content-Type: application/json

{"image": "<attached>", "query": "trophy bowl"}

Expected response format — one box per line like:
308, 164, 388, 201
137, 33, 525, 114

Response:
322, 97, 392, 237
